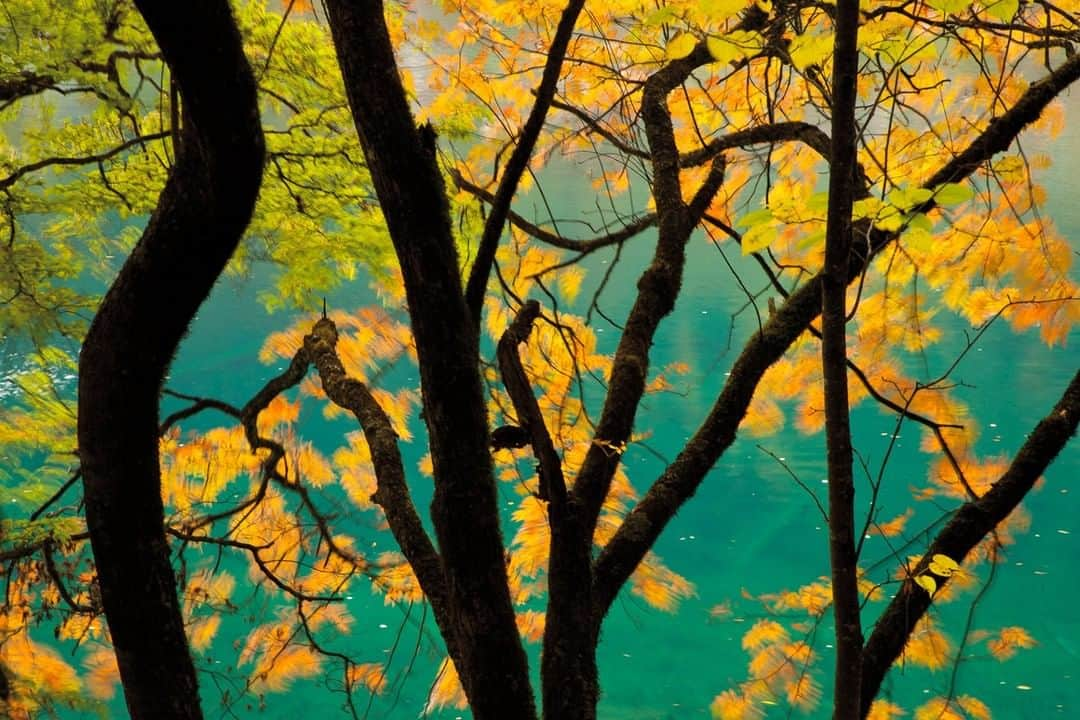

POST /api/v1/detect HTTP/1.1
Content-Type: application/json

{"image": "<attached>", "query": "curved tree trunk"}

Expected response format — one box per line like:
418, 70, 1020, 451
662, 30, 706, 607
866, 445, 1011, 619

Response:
77, 2, 264, 718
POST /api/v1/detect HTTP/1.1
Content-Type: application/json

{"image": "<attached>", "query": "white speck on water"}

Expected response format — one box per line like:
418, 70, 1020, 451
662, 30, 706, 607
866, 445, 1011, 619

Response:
1017, 684, 1033, 691
989, 423, 998, 428
1057, 529, 1071, 535
378, 623, 388, 629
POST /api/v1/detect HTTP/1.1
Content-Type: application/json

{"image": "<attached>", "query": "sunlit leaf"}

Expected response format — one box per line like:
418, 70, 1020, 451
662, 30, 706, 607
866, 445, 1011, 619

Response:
932, 182, 975, 206
667, 33, 698, 60
983, 0, 1019, 20
928, 553, 960, 577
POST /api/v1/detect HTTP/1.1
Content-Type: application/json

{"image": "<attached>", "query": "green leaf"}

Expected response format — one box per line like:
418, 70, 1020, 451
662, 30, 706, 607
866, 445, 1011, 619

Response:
742, 222, 777, 254
874, 204, 905, 232
886, 186, 934, 211
907, 212, 933, 232
984, 0, 1019, 20
927, 0, 969, 12
645, 5, 678, 25
738, 206, 774, 228
666, 33, 698, 60
933, 182, 975, 206
707, 35, 742, 65
805, 191, 829, 213
852, 197, 882, 220
901, 227, 933, 252
707, 30, 763, 64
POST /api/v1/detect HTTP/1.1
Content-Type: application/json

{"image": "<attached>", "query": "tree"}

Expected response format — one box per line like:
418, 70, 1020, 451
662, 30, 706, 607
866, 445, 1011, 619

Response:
1, 1, 1078, 719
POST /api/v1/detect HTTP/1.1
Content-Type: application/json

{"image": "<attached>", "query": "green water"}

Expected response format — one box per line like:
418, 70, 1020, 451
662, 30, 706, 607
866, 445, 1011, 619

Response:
6, 95, 1080, 720
148, 143, 1080, 720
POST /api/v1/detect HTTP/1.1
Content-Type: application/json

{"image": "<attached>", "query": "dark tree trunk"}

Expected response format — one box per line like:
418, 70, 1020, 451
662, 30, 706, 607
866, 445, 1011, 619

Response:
821, 1, 864, 717
322, 2, 536, 717
76, 2, 264, 718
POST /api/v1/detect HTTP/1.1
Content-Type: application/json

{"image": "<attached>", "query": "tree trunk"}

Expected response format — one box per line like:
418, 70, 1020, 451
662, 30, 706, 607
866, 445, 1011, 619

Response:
322, 2, 536, 717
821, 1, 864, 718
77, 2, 264, 718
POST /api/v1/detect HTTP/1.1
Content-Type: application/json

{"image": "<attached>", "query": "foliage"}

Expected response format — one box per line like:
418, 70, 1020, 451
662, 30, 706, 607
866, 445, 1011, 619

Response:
1, 0, 1078, 718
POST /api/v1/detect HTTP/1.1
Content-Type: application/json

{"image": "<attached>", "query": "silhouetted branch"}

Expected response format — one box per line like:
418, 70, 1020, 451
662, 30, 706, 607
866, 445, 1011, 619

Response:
496, 300, 566, 505
464, 0, 588, 321
859, 368, 1080, 714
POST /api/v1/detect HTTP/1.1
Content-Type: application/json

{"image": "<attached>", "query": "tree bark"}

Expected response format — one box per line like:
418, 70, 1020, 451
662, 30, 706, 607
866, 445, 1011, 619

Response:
496, 301, 599, 720
76, 2, 264, 719
322, 2, 536, 717
821, 1, 863, 717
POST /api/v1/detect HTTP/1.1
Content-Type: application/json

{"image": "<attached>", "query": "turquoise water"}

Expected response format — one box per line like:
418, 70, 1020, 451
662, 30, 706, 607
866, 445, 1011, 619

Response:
5, 85, 1079, 720
146, 134, 1080, 720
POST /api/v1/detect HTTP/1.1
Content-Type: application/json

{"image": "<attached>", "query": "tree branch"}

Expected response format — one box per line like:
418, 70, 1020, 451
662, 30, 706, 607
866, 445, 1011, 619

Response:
572, 40, 716, 536
496, 300, 567, 505
302, 317, 449, 617
859, 368, 1080, 715
0, 131, 171, 191
591, 52, 1080, 624
453, 169, 657, 253
464, 0, 588, 322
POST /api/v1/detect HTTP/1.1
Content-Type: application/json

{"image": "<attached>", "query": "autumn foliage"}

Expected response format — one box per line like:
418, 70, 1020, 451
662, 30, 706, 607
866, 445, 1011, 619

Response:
1, 0, 1078, 718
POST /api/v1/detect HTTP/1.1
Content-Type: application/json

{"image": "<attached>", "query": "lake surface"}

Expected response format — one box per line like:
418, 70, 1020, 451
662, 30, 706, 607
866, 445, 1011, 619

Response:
4, 63, 1079, 720
148, 101, 1080, 720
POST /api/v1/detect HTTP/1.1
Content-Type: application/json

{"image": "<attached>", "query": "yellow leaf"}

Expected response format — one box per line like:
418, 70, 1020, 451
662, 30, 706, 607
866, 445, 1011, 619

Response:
867, 700, 906, 720
188, 615, 221, 652
914, 697, 965, 720
914, 574, 937, 595
957, 695, 991, 720
870, 509, 913, 537
348, 663, 387, 694
987, 626, 1036, 660
711, 689, 762, 719
904, 616, 952, 670
741, 619, 789, 651
516, 609, 546, 643
788, 32, 833, 71
425, 657, 468, 713
83, 647, 121, 700
666, 33, 698, 60
698, 0, 752, 22
928, 553, 959, 577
